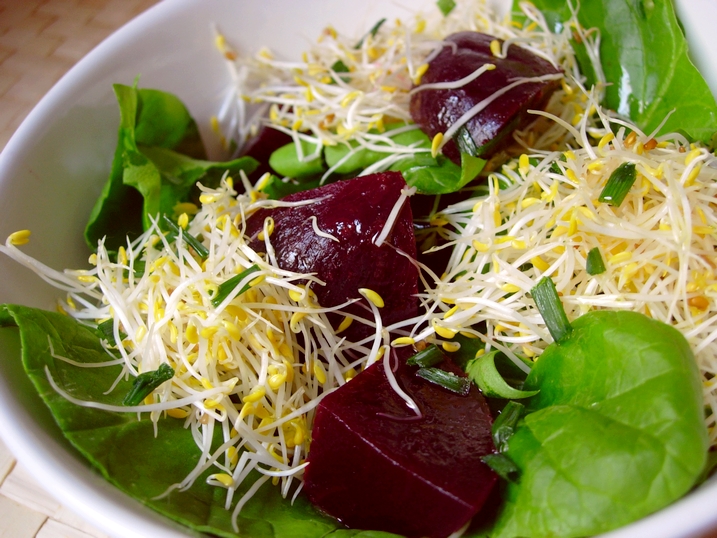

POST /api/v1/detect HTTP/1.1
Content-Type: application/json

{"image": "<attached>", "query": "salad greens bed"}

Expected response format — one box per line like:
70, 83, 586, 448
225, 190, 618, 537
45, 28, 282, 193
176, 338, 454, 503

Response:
2, 0, 717, 537
485, 279, 707, 538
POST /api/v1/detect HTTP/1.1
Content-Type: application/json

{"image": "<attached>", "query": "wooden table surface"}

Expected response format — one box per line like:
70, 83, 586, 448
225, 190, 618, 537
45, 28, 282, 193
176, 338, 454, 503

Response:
0, 2, 159, 535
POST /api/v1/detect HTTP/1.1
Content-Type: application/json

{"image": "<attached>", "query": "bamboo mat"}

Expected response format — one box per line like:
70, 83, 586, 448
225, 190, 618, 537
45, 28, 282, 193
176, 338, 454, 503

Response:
0, 1, 159, 536
0, 0, 160, 151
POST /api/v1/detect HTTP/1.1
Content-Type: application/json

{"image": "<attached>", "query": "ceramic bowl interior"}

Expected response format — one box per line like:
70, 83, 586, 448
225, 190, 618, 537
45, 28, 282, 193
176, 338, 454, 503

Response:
0, 1, 716, 537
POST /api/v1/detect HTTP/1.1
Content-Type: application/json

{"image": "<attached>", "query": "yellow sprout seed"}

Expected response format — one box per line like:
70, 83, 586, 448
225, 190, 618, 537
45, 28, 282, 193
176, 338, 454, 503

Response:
8, 230, 31, 246
359, 288, 384, 308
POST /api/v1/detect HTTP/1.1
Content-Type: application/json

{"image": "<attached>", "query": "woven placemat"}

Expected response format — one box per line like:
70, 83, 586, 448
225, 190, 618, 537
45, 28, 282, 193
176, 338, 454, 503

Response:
0, 0, 160, 151
0, 1, 159, 535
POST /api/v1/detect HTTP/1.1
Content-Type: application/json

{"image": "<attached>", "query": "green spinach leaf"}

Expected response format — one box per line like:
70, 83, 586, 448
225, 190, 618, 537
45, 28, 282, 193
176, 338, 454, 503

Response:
84, 84, 257, 252
269, 139, 325, 179
489, 310, 708, 537
389, 151, 485, 195
0, 304, 388, 538
275, 126, 485, 195
324, 128, 427, 174
523, 0, 717, 142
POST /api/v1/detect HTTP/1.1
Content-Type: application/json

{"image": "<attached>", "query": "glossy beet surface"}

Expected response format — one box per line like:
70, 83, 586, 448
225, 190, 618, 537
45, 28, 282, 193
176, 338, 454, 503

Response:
245, 172, 418, 339
303, 350, 498, 537
410, 32, 562, 163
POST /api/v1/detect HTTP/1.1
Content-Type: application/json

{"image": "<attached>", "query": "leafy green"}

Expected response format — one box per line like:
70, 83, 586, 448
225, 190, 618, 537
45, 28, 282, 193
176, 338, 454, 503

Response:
84, 84, 257, 252
275, 126, 485, 195
0, 304, 391, 538
389, 150, 485, 195
324, 128, 426, 175
269, 139, 326, 178
523, 0, 717, 142
140, 146, 256, 217
489, 310, 708, 537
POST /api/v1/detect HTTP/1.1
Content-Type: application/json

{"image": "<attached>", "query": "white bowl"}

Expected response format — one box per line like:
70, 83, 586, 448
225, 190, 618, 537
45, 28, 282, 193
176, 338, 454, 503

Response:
0, 1, 716, 537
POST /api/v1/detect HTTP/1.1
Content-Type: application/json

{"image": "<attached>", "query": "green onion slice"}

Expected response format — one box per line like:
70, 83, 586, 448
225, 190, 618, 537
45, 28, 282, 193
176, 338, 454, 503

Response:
330, 60, 351, 84
586, 246, 606, 275
481, 453, 520, 482
331, 60, 349, 73
162, 214, 209, 260
407, 345, 444, 367
95, 319, 126, 347
123, 363, 174, 406
436, 0, 457, 16
465, 351, 539, 399
212, 264, 261, 307
491, 400, 525, 452
416, 367, 471, 395
354, 18, 387, 49
598, 162, 637, 207
531, 276, 572, 343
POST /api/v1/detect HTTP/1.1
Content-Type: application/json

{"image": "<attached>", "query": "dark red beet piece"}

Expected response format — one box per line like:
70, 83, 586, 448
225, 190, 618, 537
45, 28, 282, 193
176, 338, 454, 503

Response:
245, 172, 418, 339
410, 31, 562, 164
303, 348, 498, 538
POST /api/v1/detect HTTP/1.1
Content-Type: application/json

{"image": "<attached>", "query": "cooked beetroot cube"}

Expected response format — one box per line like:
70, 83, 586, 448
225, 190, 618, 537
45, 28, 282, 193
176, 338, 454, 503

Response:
303, 350, 498, 537
410, 31, 562, 163
245, 172, 418, 339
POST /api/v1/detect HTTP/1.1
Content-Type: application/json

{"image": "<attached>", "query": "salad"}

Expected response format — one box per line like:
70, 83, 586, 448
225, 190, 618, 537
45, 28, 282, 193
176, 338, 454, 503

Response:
1, 0, 717, 537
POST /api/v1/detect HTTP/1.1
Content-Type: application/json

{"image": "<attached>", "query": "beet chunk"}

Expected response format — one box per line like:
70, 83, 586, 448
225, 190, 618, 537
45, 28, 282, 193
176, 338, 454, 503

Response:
245, 172, 418, 339
410, 31, 562, 163
303, 350, 498, 537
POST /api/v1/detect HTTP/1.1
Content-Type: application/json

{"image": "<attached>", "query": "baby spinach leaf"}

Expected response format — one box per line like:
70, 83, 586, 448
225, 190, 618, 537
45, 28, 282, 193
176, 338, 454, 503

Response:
132, 88, 206, 157
0, 304, 359, 538
84, 84, 257, 253
389, 151, 485, 195
524, 0, 717, 142
269, 139, 326, 178
324, 128, 427, 174
489, 310, 708, 538
279, 126, 485, 195
141, 146, 257, 220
